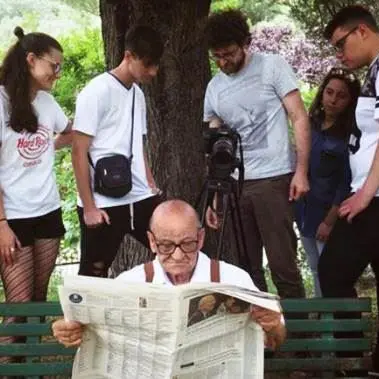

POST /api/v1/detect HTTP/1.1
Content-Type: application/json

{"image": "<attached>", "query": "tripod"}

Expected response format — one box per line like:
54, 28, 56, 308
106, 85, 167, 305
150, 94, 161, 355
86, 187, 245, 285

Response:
196, 176, 249, 267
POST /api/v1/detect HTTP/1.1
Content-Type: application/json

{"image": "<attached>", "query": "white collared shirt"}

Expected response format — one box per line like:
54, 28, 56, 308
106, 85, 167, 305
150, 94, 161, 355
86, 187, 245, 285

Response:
116, 251, 259, 291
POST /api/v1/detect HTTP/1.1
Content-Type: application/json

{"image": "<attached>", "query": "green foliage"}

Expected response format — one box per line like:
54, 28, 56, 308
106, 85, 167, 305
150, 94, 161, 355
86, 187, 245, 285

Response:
300, 84, 318, 110
289, 0, 379, 39
52, 28, 104, 263
47, 271, 63, 301
241, 0, 290, 26
55, 148, 79, 263
211, 0, 240, 12
210, 0, 290, 26
60, 0, 99, 15
53, 28, 105, 115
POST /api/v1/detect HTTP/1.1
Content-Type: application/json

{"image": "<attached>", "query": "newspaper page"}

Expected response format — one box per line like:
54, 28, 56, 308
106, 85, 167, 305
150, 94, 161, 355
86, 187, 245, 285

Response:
59, 276, 281, 379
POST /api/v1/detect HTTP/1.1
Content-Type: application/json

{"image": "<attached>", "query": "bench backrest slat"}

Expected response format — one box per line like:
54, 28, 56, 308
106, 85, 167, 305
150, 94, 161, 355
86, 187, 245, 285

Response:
279, 338, 371, 352
0, 302, 62, 316
0, 343, 76, 356
0, 324, 51, 336
265, 357, 372, 372
0, 362, 73, 376
281, 298, 371, 312
285, 318, 371, 332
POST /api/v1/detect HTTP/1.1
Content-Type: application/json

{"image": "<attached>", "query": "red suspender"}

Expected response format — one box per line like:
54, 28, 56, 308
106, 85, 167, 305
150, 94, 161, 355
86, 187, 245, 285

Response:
144, 261, 154, 283
210, 259, 220, 283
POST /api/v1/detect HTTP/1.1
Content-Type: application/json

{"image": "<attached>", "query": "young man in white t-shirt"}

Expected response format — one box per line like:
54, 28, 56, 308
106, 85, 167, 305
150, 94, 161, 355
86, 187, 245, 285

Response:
72, 25, 164, 278
319, 6, 379, 372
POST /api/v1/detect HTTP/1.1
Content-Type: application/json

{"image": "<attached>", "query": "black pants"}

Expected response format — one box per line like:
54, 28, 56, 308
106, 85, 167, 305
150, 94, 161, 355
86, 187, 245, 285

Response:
318, 197, 379, 370
77, 195, 161, 277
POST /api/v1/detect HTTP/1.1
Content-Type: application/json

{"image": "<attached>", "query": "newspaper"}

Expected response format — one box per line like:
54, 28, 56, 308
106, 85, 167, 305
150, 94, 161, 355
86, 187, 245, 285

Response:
59, 276, 281, 379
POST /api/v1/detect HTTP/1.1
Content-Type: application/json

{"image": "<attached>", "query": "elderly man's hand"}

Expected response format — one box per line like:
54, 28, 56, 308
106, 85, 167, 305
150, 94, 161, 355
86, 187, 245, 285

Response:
250, 305, 286, 349
251, 305, 281, 332
52, 319, 84, 348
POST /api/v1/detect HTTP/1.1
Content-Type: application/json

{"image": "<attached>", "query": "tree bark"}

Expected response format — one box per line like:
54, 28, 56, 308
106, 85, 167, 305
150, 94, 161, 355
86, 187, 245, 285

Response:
100, 0, 213, 275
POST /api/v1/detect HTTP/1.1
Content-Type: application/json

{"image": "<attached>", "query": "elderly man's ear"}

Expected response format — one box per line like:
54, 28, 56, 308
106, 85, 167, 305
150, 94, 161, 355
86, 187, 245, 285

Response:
198, 228, 205, 250
147, 231, 157, 254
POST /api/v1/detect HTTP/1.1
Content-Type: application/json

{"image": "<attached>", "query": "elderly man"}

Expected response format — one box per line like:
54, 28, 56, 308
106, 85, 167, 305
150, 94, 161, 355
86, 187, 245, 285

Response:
53, 199, 286, 350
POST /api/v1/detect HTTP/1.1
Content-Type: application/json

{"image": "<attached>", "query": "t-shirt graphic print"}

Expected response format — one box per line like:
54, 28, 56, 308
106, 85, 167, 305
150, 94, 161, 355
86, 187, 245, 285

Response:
0, 87, 68, 219
17, 125, 50, 167
350, 56, 379, 194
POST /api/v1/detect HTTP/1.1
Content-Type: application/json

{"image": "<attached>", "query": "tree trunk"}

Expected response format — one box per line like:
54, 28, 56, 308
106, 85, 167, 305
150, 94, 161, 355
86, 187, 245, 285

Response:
100, 0, 213, 275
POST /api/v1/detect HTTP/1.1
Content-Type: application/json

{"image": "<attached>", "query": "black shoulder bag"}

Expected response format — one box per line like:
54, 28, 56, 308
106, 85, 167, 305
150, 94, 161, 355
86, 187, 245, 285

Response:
88, 87, 135, 198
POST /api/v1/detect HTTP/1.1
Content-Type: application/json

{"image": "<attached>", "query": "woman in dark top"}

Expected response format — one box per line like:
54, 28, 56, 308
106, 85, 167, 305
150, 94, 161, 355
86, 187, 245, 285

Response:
296, 67, 360, 297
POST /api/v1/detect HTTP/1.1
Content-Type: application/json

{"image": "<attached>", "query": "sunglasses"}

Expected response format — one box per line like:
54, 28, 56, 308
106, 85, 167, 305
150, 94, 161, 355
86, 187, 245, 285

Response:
40, 56, 62, 74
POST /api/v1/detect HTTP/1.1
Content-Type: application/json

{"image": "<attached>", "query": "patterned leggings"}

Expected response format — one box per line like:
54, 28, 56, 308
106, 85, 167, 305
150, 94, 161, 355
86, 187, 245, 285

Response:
0, 238, 60, 363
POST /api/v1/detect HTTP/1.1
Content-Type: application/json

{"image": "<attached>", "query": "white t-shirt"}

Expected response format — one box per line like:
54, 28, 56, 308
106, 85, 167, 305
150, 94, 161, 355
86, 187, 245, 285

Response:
0, 87, 68, 219
116, 251, 259, 290
204, 53, 297, 180
350, 56, 379, 195
73, 73, 154, 208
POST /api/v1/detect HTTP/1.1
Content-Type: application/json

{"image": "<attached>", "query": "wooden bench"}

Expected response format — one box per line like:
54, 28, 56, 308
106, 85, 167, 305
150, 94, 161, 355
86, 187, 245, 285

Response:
0, 298, 374, 378
0, 302, 75, 378
266, 298, 373, 378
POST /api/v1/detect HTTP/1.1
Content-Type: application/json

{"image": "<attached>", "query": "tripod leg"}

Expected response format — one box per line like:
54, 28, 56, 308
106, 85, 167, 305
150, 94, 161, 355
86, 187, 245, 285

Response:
229, 189, 252, 272
216, 191, 230, 260
196, 182, 215, 227
229, 196, 243, 263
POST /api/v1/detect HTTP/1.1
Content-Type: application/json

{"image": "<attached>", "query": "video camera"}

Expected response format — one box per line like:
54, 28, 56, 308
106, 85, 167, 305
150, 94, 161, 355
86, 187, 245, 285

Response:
203, 123, 243, 181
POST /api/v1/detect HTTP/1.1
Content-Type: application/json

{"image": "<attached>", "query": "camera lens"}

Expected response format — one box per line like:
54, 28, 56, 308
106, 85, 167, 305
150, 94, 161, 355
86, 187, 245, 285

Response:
212, 137, 234, 164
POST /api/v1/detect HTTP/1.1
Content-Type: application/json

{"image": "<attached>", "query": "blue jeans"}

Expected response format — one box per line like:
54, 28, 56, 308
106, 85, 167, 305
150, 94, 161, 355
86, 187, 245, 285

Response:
300, 236, 324, 297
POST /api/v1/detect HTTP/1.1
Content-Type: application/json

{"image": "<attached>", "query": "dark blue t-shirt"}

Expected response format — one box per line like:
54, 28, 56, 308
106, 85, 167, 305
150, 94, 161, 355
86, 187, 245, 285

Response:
295, 122, 351, 238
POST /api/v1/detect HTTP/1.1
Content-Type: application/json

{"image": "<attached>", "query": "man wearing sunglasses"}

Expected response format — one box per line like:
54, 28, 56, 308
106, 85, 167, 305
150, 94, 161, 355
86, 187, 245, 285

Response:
319, 5, 379, 373
203, 9, 309, 300
52, 199, 286, 352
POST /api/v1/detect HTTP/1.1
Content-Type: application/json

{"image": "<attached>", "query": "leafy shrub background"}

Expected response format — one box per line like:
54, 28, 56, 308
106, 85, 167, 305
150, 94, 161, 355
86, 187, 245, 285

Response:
52, 28, 104, 264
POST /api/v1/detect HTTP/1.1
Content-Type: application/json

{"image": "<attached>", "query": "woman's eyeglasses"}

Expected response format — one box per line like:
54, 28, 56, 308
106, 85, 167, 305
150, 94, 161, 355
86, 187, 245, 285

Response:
40, 56, 62, 74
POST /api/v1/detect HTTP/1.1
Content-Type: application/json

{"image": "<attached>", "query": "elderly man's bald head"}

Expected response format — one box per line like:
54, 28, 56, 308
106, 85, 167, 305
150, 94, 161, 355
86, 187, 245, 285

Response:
149, 199, 201, 232
146, 199, 205, 284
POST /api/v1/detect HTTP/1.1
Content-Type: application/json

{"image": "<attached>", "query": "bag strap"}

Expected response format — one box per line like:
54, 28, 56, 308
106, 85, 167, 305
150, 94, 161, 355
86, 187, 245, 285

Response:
88, 152, 95, 168
210, 259, 220, 283
0, 92, 6, 149
129, 86, 135, 159
144, 261, 154, 283
88, 78, 136, 167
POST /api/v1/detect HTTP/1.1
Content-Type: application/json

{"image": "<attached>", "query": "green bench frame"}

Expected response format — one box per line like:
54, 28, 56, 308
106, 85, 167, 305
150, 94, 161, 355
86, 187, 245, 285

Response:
267, 298, 373, 378
0, 298, 373, 378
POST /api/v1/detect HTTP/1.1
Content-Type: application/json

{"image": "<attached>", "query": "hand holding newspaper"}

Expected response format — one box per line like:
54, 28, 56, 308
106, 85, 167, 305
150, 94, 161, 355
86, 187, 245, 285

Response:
59, 276, 281, 379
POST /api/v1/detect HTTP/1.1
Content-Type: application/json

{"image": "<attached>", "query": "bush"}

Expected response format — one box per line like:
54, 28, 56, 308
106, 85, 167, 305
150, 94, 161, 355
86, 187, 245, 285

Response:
53, 28, 105, 264
250, 26, 335, 86
53, 28, 105, 116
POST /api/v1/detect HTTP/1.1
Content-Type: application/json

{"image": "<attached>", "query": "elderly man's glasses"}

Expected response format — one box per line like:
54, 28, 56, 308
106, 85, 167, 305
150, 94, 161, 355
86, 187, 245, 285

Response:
209, 46, 241, 62
333, 26, 358, 53
40, 56, 62, 74
149, 231, 199, 255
